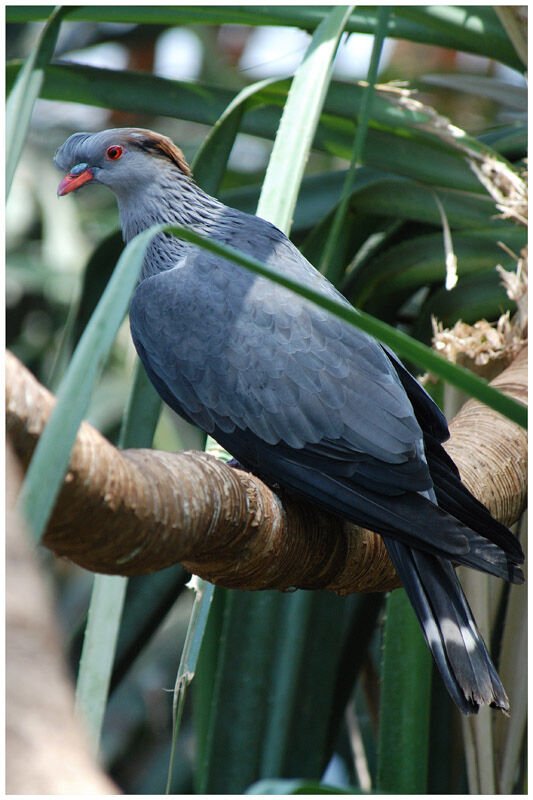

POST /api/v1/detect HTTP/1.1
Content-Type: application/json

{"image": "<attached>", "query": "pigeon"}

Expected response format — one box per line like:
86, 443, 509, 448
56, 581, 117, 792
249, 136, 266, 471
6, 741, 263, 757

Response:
55, 127, 524, 714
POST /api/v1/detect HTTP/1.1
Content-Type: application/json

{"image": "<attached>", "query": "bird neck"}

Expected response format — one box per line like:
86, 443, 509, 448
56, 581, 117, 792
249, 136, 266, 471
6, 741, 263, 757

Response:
116, 168, 225, 277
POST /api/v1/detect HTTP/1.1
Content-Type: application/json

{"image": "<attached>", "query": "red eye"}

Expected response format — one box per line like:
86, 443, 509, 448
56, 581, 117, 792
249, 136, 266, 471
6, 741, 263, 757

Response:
106, 145, 123, 161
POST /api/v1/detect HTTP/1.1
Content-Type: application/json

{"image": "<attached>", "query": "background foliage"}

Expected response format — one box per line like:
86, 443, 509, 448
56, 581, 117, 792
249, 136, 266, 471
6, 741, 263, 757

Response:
6, 5, 526, 794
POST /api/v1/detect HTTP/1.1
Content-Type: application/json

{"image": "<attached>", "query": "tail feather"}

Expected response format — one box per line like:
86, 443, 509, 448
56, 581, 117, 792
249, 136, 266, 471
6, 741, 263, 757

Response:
386, 538, 509, 714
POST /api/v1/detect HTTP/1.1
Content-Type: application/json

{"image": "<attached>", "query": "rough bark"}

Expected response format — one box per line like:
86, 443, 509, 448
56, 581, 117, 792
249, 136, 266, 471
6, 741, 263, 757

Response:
6, 346, 527, 594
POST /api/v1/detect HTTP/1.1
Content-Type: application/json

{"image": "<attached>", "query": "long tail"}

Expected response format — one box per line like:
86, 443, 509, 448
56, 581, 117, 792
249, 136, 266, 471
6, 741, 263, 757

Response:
385, 538, 509, 714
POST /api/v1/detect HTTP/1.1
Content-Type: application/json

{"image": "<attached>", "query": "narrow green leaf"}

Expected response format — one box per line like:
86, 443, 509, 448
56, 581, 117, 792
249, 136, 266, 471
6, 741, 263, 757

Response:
394, 6, 520, 69
414, 271, 513, 340
192, 76, 282, 194
377, 589, 432, 793
478, 123, 527, 158
496, 520, 527, 792
256, 5, 354, 232
302, 205, 379, 281
6, 60, 237, 127
47, 230, 125, 389
494, 7, 528, 68
6, 5, 69, 196
193, 586, 227, 787
75, 574, 128, 751
70, 231, 125, 350
320, 5, 390, 284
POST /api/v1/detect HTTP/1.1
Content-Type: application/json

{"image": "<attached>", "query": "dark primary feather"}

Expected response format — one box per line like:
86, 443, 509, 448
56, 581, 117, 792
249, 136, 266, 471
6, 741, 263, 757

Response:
55, 128, 524, 714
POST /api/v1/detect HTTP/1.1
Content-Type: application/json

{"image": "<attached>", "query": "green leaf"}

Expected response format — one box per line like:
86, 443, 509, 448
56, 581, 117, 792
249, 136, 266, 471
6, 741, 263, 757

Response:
478, 123, 527, 158
494, 6, 528, 68
377, 589, 432, 793
6, 6, 522, 69
496, 519, 527, 793
256, 4, 354, 233
341, 176, 508, 229
198, 590, 284, 792
198, 590, 368, 792
193, 585, 227, 784
393, 6, 520, 69
5, 60, 236, 126
413, 271, 513, 342
259, 592, 314, 776
118, 361, 162, 449
345, 227, 526, 306
75, 574, 128, 751
192, 76, 283, 195
70, 230, 125, 349
6, 6, 70, 196
320, 6, 390, 284
109, 565, 190, 692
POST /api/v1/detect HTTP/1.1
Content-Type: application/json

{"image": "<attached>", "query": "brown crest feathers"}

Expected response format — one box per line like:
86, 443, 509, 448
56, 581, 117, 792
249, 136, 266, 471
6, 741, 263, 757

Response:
129, 129, 192, 176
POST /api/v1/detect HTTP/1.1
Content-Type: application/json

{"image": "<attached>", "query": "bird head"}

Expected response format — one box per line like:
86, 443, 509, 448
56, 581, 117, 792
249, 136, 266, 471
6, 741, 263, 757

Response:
55, 128, 192, 198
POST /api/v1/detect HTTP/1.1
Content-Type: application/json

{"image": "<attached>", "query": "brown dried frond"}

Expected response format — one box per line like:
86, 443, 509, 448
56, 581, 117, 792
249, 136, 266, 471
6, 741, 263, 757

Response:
432, 315, 524, 380
430, 246, 527, 380
469, 158, 527, 226
497, 246, 528, 335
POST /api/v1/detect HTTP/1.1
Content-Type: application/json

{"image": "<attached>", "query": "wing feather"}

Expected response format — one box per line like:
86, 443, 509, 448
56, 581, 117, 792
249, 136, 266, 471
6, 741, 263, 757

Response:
130, 247, 431, 488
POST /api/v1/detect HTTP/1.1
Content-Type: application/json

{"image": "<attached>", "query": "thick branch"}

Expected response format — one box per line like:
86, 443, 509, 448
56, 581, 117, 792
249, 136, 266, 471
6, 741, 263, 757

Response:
6, 347, 527, 594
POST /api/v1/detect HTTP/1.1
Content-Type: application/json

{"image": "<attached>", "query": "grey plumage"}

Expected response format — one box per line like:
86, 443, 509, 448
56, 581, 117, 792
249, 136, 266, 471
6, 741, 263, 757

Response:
55, 127, 524, 714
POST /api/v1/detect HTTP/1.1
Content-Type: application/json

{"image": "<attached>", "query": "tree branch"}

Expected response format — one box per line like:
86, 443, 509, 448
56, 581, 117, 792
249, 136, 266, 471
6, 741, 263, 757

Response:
6, 347, 527, 594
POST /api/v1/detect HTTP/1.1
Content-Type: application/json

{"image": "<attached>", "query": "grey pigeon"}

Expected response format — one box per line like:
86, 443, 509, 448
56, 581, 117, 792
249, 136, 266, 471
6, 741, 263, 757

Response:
55, 127, 524, 714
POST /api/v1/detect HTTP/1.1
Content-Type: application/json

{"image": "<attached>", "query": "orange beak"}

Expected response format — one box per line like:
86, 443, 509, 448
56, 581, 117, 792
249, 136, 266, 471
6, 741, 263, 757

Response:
57, 164, 94, 196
